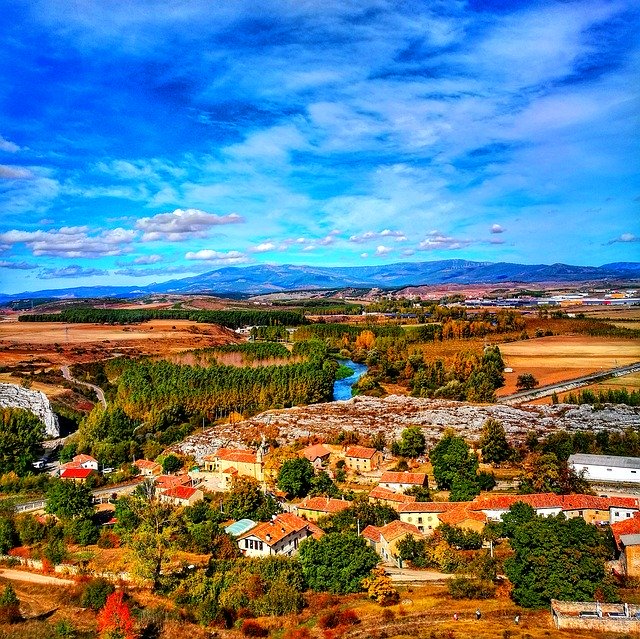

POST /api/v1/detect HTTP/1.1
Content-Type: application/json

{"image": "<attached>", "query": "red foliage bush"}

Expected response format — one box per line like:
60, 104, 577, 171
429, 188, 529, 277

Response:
241, 619, 268, 637
8, 547, 30, 559
41, 558, 54, 574
283, 629, 311, 639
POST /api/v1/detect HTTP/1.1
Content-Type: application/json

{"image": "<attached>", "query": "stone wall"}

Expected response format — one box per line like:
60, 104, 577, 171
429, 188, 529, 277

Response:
0, 383, 60, 438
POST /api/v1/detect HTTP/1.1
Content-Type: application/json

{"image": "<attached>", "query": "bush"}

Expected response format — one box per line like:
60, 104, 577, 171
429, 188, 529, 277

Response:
81, 577, 115, 610
283, 630, 311, 639
0, 584, 20, 623
447, 576, 496, 599
241, 619, 268, 637
54, 619, 77, 638
97, 529, 120, 549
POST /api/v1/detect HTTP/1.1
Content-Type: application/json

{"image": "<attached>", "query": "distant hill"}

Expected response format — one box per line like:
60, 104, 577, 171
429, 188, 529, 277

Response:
2, 259, 639, 302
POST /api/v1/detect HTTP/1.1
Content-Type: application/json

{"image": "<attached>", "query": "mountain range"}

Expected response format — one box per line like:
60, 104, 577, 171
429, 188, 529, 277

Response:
2, 260, 639, 302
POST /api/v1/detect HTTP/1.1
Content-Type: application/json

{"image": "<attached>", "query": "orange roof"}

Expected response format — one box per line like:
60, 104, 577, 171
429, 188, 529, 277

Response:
155, 474, 191, 489
221, 466, 239, 475
73, 454, 98, 464
560, 495, 612, 511
213, 448, 258, 465
369, 486, 417, 504
439, 507, 487, 526
297, 496, 350, 514
163, 485, 199, 501
611, 513, 640, 547
378, 520, 423, 542
238, 513, 315, 546
345, 446, 378, 459
398, 501, 468, 514
472, 493, 563, 511
380, 471, 428, 486
607, 496, 640, 509
60, 467, 94, 479
302, 444, 331, 461
134, 459, 161, 470
361, 525, 381, 543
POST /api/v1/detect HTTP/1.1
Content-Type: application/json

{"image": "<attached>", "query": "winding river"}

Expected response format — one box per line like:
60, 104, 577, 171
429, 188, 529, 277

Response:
332, 360, 368, 401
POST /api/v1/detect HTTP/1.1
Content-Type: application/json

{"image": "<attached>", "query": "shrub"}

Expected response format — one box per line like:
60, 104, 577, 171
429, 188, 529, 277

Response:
0, 585, 20, 623
81, 577, 115, 610
319, 610, 341, 629
54, 619, 77, 638
283, 630, 311, 639
447, 576, 496, 599
241, 619, 268, 637
97, 529, 120, 549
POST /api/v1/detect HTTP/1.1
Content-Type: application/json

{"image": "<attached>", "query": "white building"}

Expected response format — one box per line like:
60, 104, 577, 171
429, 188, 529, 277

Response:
236, 513, 322, 557
379, 471, 428, 494
568, 454, 640, 485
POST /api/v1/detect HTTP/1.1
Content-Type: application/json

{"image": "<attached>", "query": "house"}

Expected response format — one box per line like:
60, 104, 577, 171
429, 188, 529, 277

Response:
561, 495, 617, 525
202, 446, 266, 482
379, 471, 428, 493
473, 493, 563, 520
295, 496, 350, 521
160, 485, 204, 507
438, 507, 487, 532
608, 496, 640, 523
237, 513, 323, 557
344, 446, 383, 472
368, 486, 417, 508
611, 512, 640, 548
568, 453, 640, 485
60, 467, 96, 483
398, 501, 466, 533
155, 474, 192, 491
301, 444, 331, 469
362, 520, 424, 565
61, 454, 99, 472
134, 459, 162, 477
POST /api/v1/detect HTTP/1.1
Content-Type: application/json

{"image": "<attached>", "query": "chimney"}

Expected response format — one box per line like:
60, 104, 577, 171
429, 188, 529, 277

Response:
266, 534, 271, 541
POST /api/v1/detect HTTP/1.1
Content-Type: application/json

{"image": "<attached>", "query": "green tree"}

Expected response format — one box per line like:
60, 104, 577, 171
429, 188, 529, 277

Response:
449, 475, 481, 501
0, 584, 20, 623
223, 477, 279, 521
392, 426, 426, 458
161, 454, 182, 474
81, 578, 115, 610
516, 373, 539, 391
504, 509, 616, 607
298, 532, 379, 594
46, 480, 94, 520
319, 496, 398, 534
0, 517, 16, 554
430, 432, 478, 490
0, 408, 45, 476
309, 471, 340, 498
479, 418, 512, 464
277, 458, 315, 498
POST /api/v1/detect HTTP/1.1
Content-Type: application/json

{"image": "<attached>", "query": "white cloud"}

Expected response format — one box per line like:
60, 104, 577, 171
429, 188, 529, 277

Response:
136, 208, 244, 242
375, 245, 391, 256
134, 254, 163, 264
38, 265, 108, 279
0, 226, 136, 257
0, 136, 20, 153
184, 249, 249, 264
0, 260, 37, 270
251, 242, 277, 254
490, 224, 504, 234
349, 229, 407, 244
418, 230, 471, 251
0, 165, 34, 179
608, 233, 639, 244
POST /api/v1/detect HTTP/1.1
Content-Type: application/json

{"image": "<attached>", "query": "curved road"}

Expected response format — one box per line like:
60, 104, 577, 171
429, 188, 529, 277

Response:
499, 361, 640, 405
61, 365, 107, 408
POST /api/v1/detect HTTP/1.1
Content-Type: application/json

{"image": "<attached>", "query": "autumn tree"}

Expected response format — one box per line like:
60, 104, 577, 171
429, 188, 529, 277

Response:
479, 418, 512, 464
97, 592, 135, 639
362, 566, 399, 605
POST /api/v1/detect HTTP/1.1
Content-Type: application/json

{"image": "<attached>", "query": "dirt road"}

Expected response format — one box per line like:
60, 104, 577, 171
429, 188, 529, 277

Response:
0, 568, 75, 586
383, 564, 454, 583
61, 364, 107, 408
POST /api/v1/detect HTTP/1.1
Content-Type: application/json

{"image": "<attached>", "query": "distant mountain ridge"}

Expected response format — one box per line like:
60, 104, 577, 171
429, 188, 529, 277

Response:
2, 259, 640, 301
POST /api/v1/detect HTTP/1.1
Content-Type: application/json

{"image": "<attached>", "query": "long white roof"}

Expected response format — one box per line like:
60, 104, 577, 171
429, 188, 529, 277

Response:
569, 453, 640, 470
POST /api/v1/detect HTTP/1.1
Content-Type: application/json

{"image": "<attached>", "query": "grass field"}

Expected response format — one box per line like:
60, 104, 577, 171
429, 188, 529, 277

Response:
496, 335, 640, 396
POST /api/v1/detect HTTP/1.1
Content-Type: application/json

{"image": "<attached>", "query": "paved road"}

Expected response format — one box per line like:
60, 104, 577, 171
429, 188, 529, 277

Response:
0, 568, 74, 586
61, 365, 107, 408
499, 361, 640, 405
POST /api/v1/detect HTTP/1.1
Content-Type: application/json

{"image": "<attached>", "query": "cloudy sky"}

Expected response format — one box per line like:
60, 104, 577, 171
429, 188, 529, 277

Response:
0, 0, 638, 294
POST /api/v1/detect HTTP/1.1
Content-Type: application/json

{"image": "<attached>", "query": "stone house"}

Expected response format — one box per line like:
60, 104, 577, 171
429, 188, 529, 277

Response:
362, 520, 423, 565
295, 496, 350, 521
160, 485, 204, 507
344, 446, 383, 472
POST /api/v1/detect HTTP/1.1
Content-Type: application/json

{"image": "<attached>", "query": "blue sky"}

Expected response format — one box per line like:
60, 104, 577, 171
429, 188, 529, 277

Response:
0, 0, 638, 294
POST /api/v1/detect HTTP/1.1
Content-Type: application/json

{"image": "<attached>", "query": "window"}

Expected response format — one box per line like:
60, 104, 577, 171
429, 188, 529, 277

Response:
632, 471, 637, 474
627, 513, 632, 518
407, 517, 412, 522
418, 517, 423, 524
607, 468, 612, 471
259, 541, 264, 551
245, 539, 249, 549
615, 511, 620, 517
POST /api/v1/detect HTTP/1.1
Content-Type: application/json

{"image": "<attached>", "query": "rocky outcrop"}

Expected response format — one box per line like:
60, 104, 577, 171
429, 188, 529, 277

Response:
174, 395, 640, 462
0, 383, 60, 438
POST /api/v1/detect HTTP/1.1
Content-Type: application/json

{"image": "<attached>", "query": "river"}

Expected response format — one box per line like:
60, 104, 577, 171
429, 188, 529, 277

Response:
333, 360, 368, 401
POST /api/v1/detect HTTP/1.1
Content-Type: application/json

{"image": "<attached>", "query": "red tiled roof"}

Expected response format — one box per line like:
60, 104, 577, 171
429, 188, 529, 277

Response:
398, 501, 469, 514
238, 513, 313, 546
378, 520, 423, 542
369, 486, 417, 504
361, 525, 381, 543
345, 446, 378, 460
60, 467, 94, 479
73, 454, 97, 464
297, 496, 350, 514
213, 448, 258, 465
472, 493, 563, 511
134, 459, 161, 470
380, 471, 427, 486
607, 496, 640, 509
439, 507, 487, 526
155, 474, 191, 489
163, 485, 199, 501
221, 466, 239, 475
611, 513, 640, 547
560, 495, 612, 511
302, 444, 331, 461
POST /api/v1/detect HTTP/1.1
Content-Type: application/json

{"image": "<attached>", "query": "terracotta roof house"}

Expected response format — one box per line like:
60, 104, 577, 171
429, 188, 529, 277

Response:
160, 485, 204, 507
295, 496, 350, 521
362, 520, 423, 565
60, 467, 96, 482
398, 501, 471, 533
368, 486, 417, 508
61, 454, 99, 472
611, 512, 640, 548
203, 446, 266, 482
379, 471, 428, 493
155, 474, 192, 491
134, 459, 162, 477
237, 513, 322, 557
439, 507, 487, 531
302, 444, 331, 468
344, 446, 383, 472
